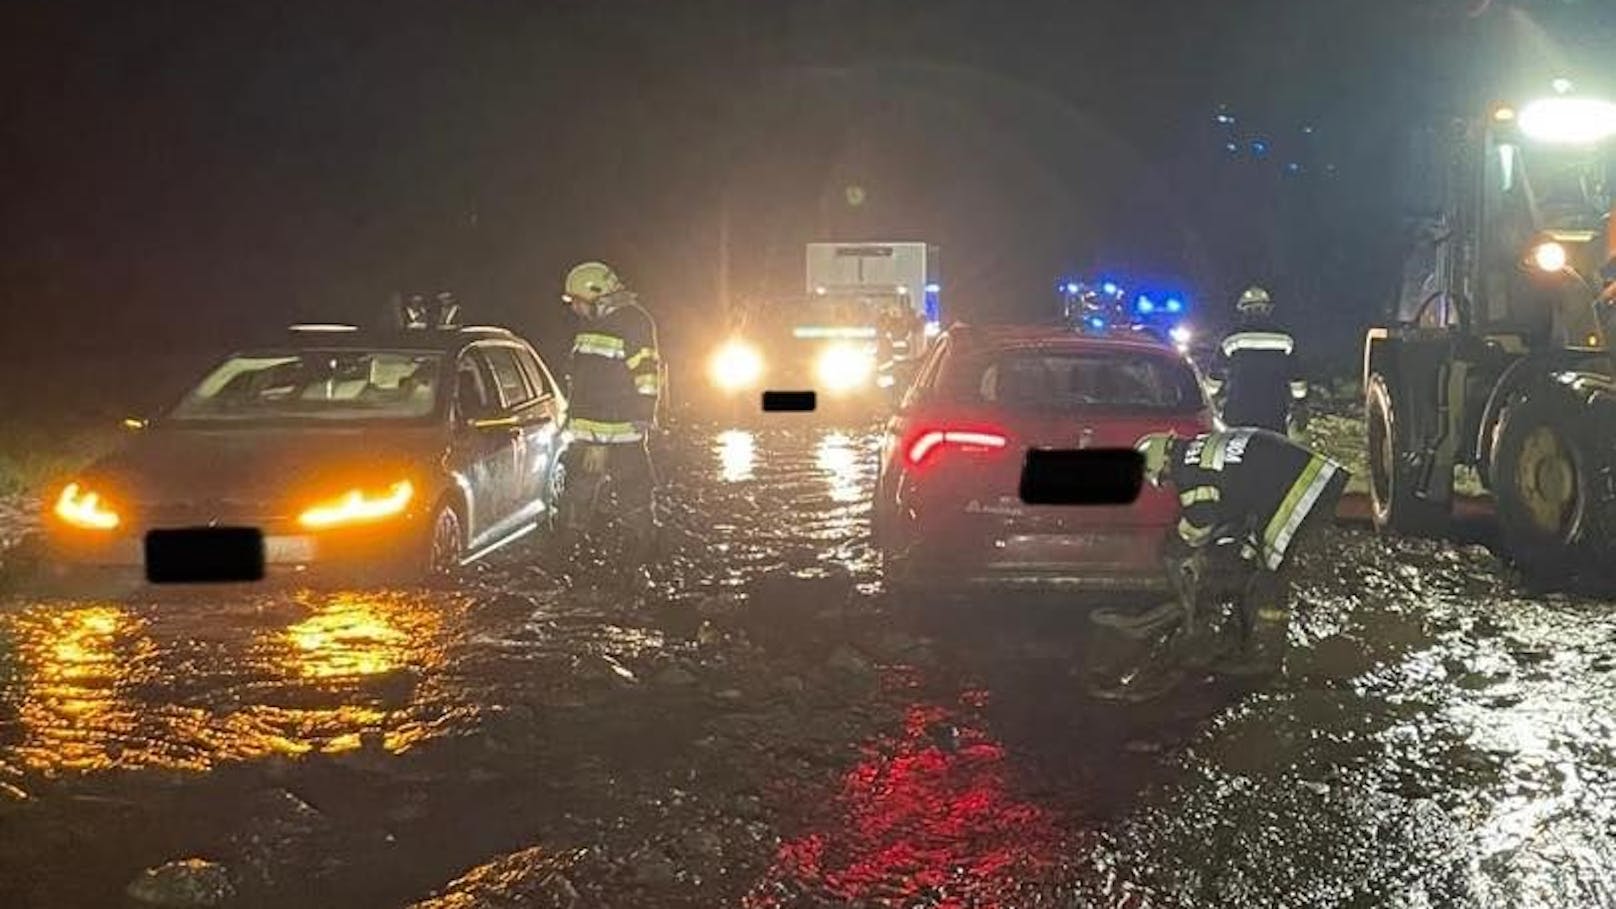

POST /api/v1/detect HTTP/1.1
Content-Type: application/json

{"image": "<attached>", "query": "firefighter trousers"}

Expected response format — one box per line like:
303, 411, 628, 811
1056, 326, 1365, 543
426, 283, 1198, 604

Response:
558, 439, 657, 565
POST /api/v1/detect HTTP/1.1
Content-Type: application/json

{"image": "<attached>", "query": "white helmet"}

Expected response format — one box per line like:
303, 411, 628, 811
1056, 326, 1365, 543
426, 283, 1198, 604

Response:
563, 261, 625, 305
1237, 285, 1273, 316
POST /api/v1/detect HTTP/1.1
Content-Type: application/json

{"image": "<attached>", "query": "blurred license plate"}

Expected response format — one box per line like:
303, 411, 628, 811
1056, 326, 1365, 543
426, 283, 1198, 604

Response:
997, 532, 1134, 564
145, 527, 265, 584
265, 535, 315, 563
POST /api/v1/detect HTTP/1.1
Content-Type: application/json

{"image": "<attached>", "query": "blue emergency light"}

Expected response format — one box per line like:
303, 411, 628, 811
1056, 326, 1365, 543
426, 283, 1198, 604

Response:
1166, 297, 1183, 313
1136, 295, 1156, 314
1101, 282, 1119, 296
1088, 316, 1106, 331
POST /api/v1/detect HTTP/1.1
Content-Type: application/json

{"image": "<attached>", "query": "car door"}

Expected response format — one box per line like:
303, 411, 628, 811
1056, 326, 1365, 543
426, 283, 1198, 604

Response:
510, 343, 566, 519
451, 349, 520, 548
479, 343, 555, 533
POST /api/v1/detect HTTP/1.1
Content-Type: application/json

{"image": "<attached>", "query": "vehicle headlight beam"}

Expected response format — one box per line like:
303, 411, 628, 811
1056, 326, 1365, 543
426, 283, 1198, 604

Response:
298, 480, 415, 529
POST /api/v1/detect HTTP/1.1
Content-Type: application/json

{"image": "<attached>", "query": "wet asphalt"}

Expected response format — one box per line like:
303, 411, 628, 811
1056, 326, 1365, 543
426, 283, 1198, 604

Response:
2, 423, 1616, 908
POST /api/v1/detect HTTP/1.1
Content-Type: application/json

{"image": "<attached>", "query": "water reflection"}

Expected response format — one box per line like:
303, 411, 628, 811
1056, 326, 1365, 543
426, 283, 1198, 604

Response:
287, 593, 415, 679
747, 692, 1071, 906
716, 429, 756, 483
6, 603, 155, 774
815, 432, 864, 504
0, 590, 457, 775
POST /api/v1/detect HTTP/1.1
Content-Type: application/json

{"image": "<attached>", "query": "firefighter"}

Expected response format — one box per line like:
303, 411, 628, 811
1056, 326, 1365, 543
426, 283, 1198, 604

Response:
1085, 427, 1349, 702
1207, 286, 1308, 434
557, 261, 662, 571
390, 290, 460, 329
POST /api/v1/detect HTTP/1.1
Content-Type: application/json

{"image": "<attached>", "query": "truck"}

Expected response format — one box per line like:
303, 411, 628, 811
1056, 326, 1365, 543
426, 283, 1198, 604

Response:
1364, 86, 1616, 580
705, 241, 941, 412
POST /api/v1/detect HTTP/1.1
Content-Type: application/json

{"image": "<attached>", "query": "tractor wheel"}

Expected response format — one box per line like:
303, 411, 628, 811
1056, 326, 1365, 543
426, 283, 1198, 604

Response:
1493, 392, 1595, 582
1366, 372, 1449, 535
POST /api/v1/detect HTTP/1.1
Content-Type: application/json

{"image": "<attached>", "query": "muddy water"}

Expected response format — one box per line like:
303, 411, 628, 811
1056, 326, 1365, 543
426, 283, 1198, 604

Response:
1, 425, 1616, 907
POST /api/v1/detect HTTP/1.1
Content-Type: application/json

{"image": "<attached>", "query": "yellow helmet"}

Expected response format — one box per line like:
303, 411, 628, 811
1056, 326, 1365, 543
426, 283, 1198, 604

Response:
564, 261, 624, 304
1135, 432, 1175, 487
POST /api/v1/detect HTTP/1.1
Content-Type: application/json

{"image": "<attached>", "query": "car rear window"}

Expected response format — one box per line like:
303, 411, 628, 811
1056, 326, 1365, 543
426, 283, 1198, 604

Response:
940, 346, 1202, 413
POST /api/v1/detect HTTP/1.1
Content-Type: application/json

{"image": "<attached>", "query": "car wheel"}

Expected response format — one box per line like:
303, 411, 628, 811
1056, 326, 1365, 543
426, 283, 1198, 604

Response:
1366, 372, 1449, 535
426, 500, 465, 577
544, 456, 568, 533
1493, 392, 1594, 582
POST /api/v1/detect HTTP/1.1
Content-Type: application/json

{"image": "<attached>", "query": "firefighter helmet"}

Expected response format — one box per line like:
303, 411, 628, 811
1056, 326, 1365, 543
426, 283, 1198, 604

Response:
1135, 432, 1176, 487
564, 261, 625, 305
1236, 285, 1273, 316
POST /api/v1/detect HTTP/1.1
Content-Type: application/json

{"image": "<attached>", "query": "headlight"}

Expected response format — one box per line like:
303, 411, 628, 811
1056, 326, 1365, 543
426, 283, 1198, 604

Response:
1531, 240, 1569, 273
1169, 326, 1192, 346
816, 344, 876, 393
298, 480, 414, 529
53, 481, 120, 530
709, 341, 763, 391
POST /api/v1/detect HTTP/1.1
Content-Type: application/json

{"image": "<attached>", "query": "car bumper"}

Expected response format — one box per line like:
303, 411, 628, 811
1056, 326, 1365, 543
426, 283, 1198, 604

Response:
880, 519, 1172, 596
44, 517, 429, 577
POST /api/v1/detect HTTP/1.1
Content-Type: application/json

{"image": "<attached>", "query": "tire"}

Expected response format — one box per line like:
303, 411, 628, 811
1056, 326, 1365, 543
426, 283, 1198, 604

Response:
424, 499, 465, 578
1366, 372, 1449, 535
1492, 392, 1595, 581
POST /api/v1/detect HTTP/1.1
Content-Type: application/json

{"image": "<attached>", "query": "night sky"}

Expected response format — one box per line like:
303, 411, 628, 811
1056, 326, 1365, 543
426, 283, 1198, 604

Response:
4, 0, 1615, 378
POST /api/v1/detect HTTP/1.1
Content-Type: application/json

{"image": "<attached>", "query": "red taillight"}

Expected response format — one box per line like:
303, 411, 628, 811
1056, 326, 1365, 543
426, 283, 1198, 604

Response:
905, 429, 1009, 467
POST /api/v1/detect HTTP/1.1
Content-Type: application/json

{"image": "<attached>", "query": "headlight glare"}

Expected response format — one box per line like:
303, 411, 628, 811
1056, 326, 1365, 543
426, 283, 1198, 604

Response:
710, 341, 764, 391
816, 345, 876, 393
298, 480, 415, 529
53, 482, 121, 530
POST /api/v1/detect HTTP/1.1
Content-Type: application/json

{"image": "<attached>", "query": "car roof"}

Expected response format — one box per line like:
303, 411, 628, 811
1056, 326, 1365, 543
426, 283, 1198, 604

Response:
941, 322, 1179, 355
270, 324, 528, 354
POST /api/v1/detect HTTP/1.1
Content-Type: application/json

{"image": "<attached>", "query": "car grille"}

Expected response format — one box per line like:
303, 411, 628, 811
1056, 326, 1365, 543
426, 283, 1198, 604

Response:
138, 500, 288, 529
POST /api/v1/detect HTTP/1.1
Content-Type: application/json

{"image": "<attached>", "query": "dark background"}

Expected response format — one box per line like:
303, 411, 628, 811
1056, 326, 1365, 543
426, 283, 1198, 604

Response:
4, 0, 1615, 410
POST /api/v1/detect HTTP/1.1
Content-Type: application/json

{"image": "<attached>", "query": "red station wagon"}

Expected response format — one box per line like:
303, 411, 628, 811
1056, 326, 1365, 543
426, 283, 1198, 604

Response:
873, 324, 1215, 594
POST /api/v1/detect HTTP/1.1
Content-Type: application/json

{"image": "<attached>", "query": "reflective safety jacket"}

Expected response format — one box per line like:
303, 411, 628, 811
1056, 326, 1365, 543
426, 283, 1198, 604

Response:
1209, 316, 1306, 433
1168, 428, 1348, 571
567, 292, 661, 443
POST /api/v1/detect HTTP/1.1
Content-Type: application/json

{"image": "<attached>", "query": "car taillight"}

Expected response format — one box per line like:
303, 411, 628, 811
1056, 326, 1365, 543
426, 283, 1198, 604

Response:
905, 428, 1009, 467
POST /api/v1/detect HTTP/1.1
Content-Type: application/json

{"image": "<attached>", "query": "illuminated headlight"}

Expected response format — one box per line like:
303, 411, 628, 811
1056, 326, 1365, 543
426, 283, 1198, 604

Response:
709, 341, 764, 391
1531, 240, 1569, 273
816, 344, 876, 393
1519, 96, 1616, 145
299, 480, 414, 529
53, 482, 120, 530
1169, 325, 1193, 346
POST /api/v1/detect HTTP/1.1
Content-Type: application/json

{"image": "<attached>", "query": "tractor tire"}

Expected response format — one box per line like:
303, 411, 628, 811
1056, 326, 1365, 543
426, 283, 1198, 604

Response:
1492, 392, 1597, 582
1365, 372, 1449, 536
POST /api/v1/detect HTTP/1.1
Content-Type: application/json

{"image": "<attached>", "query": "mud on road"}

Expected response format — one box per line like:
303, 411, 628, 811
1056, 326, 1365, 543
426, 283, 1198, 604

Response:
2, 424, 1616, 907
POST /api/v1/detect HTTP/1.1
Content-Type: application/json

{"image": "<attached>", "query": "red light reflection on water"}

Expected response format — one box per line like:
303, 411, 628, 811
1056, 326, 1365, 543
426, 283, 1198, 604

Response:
747, 690, 1075, 907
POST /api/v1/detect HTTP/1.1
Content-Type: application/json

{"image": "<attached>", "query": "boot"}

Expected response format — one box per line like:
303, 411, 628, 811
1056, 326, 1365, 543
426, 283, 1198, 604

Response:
1213, 607, 1288, 678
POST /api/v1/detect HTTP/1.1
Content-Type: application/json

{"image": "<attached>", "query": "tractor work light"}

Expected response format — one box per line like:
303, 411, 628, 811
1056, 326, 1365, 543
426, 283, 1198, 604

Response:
1531, 240, 1569, 273
1518, 96, 1616, 145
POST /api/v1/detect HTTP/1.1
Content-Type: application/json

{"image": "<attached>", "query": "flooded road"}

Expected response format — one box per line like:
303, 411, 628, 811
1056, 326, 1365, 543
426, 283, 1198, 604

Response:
3, 424, 1616, 907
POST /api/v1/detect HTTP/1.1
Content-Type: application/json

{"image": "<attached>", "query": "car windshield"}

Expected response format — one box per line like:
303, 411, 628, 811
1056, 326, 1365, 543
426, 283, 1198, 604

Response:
168, 350, 443, 422
945, 347, 1202, 412
1522, 145, 1614, 228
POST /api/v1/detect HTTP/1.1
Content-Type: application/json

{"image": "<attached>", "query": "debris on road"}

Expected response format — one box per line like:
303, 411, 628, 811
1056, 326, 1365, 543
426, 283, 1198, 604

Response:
125, 859, 235, 908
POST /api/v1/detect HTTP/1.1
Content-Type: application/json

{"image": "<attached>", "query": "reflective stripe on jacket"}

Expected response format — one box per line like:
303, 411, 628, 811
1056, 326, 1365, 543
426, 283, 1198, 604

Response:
1167, 428, 1348, 570
1211, 317, 1299, 433
567, 293, 660, 441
